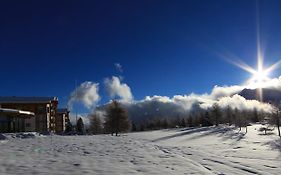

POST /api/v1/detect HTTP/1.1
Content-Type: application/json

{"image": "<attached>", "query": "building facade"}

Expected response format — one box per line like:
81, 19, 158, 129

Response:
0, 108, 34, 133
0, 97, 58, 133
55, 108, 70, 133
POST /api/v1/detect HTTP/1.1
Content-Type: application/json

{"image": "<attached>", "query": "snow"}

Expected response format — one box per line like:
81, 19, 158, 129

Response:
0, 124, 280, 174
0, 108, 35, 116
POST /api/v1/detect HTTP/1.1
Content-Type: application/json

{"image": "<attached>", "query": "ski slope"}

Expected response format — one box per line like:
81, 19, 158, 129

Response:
0, 124, 280, 174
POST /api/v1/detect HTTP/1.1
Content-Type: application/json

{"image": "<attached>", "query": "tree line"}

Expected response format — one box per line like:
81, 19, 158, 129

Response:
68, 101, 281, 138
131, 103, 281, 137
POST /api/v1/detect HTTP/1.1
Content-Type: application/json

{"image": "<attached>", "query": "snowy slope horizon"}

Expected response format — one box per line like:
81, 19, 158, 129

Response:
0, 124, 280, 174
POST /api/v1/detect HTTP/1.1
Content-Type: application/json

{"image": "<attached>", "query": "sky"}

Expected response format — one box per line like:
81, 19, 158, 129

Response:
1, 0, 281, 115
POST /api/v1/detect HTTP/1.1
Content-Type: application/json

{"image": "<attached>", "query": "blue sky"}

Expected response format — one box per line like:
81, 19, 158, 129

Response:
1, 0, 281, 113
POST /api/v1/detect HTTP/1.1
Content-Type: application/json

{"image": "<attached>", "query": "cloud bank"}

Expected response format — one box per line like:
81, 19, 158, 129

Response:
68, 81, 100, 109
104, 76, 133, 102
119, 92, 274, 122
216, 94, 273, 111
69, 75, 281, 124
96, 77, 280, 122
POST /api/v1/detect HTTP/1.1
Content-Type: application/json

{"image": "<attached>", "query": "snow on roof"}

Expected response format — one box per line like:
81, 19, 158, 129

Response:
0, 108, 35, 116
0, 96, 58, 104
18, 110, 35, 115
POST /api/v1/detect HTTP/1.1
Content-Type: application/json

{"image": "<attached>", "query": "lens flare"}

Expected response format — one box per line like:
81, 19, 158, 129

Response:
225, 49, 281, 102
215, 1, 281, 102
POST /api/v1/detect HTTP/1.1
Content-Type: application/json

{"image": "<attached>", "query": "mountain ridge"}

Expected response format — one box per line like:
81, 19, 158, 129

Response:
238, 88, 281, 104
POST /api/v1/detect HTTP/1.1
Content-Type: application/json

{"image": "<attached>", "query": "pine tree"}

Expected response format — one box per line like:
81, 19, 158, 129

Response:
202, 111, 212, 127
241, 110, 249, 133
65, 121, 73, 133
77, 117, 85, 134
234, 108, 248, 132
90, 114, 103, 134
104, 100, 130, 136
277, 111, 281, 137
140, 123, 145, 131
225, 105, 233, 125
252, 108, 259, 123
180, 118, 186, 128
131, 122, 137, 132
161, 118, 168, 129
272, 110, 281, 137
187, 115, 194, 127
233, 108, 242, 130
211, 103, 222, 126
193, 114, 201, 127
154, 118, 161, 129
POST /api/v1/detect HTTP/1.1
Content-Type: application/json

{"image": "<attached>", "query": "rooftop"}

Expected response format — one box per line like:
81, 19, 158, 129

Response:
0, 97, 58, 104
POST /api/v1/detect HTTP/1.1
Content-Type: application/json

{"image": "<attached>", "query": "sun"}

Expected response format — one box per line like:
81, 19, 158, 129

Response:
222, 47, 281, 101
252, 70, 268, 82
248, 65, 270, 88
218, 4, 281, 101
227, 52, 281, 89
228, 53, 281, 101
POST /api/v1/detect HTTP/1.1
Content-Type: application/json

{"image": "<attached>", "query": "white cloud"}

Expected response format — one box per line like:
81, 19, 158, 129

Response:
134, 84, 247, 113
104, 76, 133, 102
68, 81, 100, 109
209, 85, 245, 99
96, 81, 277, 122
92, 76, 281, 124
216, 94, 274, 111
134, 88, 272, 114
114, 63, 123, 72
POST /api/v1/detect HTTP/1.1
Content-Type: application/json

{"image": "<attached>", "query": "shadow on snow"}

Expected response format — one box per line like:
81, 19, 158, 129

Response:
152, 126, 246, 143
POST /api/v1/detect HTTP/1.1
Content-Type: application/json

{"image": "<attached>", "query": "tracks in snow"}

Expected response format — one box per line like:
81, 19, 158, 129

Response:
154, 145, 273, 175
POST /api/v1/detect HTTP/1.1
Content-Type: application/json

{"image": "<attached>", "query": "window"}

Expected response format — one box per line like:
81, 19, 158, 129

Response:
37, 106, 45, 114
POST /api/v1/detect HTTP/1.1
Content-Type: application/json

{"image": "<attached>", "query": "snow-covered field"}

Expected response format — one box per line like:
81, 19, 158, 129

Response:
0, 124, 280, 175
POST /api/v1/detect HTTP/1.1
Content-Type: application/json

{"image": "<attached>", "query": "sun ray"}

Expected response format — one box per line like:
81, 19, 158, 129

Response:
222, 43, 281, 102
215, 1, 281, 102
233, 61, 257, 75
223, 58, 257, 75
264, 60, 281, 75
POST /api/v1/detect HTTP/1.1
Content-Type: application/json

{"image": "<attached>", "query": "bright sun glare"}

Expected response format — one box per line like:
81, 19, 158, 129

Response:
227, 54, 281, 102
223, 8, 281, 91
227, 45, 281, 89
248, 61, 270, 87
222, 30, 281, 101
251, 69, 269, 83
